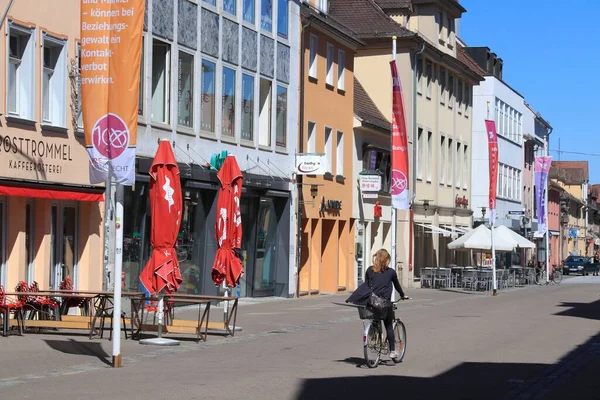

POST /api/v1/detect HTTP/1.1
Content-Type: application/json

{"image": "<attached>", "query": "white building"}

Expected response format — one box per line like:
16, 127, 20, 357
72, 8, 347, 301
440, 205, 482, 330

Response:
467, 47, 527, 266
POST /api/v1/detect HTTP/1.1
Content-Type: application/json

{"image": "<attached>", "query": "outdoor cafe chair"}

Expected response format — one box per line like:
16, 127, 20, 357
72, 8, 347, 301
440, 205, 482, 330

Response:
462, 269, 478, 290
420, 267, 434, 288
435, 268, 452, 288
0, 285, 24, 336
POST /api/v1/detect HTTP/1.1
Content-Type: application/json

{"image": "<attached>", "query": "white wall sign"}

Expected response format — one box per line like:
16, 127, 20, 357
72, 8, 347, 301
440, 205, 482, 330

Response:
295, 154, 326, 175
359, 175, 382, 192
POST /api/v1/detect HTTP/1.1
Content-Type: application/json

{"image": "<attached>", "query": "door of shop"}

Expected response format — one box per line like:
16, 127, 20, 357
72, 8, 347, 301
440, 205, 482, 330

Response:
50, 203, 78, 289
240, 196, 279, 297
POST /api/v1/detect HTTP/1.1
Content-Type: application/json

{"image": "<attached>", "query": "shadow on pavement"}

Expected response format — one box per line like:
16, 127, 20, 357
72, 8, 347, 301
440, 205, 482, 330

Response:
554, 299, 600, 321
44, 339, 111, 366
335, 357, 397, 369
296, 298, 600, 400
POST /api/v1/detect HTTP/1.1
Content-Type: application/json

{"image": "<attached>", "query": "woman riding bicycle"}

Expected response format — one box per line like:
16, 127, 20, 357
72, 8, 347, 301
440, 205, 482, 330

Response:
346, 249, 408, 360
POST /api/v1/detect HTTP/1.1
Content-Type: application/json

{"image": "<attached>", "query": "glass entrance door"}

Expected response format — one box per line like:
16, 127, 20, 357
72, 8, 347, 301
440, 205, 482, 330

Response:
253, 197, 278, 297
50, 204, 78, 289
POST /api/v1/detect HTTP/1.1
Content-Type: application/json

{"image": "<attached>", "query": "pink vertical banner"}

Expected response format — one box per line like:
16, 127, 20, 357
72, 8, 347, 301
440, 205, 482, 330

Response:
485, 120, 499, 224
389, 60, 410, 210
534, 156, 553, 233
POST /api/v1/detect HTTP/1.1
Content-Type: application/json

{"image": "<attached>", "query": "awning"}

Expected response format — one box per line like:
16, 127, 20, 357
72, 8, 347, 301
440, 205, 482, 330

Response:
416, 223, 455, 237
0, 184, 104, 202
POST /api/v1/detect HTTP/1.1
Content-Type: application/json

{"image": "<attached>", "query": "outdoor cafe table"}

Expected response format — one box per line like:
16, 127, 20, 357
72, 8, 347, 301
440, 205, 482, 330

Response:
4, 290, 143, 338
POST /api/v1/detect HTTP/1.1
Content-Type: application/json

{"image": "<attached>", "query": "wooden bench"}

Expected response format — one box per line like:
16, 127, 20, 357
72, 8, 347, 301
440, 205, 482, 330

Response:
9, 314, 132, 337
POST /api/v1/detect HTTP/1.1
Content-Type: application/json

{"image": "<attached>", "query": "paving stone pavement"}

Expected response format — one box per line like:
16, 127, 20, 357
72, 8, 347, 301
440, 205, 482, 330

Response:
1, 278, 600, 399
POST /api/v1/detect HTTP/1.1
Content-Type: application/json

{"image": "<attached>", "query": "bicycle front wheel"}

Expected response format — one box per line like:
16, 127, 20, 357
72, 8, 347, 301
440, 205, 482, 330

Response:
364, 323, 381, 368
553, 270, 563, 284
393, 320, 407, 363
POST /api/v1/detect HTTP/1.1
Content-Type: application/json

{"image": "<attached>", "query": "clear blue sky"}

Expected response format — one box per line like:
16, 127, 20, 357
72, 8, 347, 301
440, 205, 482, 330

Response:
460, 0, 599, 182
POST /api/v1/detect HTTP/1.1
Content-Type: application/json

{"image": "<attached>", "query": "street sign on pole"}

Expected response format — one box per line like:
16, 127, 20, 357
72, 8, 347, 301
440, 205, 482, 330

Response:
508, 210, 525, 216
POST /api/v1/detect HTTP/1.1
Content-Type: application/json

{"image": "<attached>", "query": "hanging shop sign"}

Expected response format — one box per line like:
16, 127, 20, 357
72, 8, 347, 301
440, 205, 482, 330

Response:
359, 175, 382, 192
295, 154, 326, 175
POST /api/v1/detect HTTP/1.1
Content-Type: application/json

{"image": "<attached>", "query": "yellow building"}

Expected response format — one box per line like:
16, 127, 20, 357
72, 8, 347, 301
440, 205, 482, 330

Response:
297, 2, 363, 295
0, 1, 105, 291
331, 0, 483, 286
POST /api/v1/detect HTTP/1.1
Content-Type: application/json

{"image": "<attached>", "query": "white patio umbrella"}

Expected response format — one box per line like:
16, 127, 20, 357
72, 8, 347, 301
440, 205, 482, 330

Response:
447, 224, 514, 252
494, 225, 536, 249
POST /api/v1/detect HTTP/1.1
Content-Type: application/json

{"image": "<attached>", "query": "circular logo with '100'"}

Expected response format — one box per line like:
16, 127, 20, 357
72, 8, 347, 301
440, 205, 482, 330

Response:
92, 113, 130, 160
391, 169, 407, 196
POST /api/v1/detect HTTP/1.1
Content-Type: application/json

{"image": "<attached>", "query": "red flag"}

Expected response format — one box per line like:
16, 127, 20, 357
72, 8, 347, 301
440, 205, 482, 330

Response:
389, 60, 410, 209
485, 120, 499, 224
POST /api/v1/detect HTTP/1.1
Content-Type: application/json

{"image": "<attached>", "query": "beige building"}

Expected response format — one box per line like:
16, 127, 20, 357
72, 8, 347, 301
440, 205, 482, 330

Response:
332, 0, 483, 286
0, 0, 105, 292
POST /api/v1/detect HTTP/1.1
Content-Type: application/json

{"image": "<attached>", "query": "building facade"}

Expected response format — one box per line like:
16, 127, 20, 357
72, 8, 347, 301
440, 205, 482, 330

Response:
127, 0, 300, 297
552, 162, 588, 259
467, 46, 527, 268
0, 0, 105, 291
332, 0, 483, 287
297, 1, 362, 296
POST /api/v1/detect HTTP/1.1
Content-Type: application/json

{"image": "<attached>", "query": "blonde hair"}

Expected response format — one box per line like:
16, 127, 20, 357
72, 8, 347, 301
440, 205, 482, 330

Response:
372, 249, 391, 273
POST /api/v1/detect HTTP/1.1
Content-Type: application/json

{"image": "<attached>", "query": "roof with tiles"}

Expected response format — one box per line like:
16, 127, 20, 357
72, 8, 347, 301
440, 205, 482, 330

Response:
354, 77, 391, 132
329, 0, 416, 39
552, 161, 589, 184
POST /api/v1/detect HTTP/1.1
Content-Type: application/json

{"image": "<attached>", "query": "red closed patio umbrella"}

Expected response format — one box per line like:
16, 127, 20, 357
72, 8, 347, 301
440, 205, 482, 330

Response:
212, 154, 244, 288
139, 139, 183, 295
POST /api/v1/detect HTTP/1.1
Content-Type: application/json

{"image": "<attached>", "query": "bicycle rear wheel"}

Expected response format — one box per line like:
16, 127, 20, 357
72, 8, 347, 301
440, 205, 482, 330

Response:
553, 270, 563, 284
363, 323, 381, 368
392, 320, 407, 363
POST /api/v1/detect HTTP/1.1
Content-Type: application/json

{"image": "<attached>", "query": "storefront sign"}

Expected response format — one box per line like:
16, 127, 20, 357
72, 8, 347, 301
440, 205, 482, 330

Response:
455, 195, 468, 208
80, 0, 145, 186
321, 197, 342, 211
359, 175, 382, 192
0, 130, 92, 184
295, 154, 326, 175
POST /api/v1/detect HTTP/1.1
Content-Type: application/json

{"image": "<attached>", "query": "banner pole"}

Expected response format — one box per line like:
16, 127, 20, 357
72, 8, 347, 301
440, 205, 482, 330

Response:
391, 35, 397, 301
486, 107, 498, 296
112, 183, 124, 368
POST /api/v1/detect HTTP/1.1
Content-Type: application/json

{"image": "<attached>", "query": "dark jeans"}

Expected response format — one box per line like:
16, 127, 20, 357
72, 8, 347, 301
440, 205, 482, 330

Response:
384, 307, 395, 351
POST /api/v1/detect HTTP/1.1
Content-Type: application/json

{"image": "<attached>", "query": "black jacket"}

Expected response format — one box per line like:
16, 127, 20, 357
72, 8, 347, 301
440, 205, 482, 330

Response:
346, 266, 405, 305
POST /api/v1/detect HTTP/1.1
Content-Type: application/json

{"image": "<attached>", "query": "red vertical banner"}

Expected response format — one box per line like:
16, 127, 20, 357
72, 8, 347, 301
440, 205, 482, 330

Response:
485, 120, 499, 224
389, 60, 410, 210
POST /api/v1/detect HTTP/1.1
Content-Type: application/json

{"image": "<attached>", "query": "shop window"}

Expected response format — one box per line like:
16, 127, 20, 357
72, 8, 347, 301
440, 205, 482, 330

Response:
123, 184, 150, 292
362, 146, 391, 193
201, 59, 216, 132
326, 43, 334, 86
151, 39, 171, 124
7, 22, 35, 120
25, 203, 34, 283
309, 34, 318, 79
307, 121, 316, 153
42, 35, 67, 127
222, 66, 236, 137
261, 0, 272, 32
243, 0, 255, 24
0, 202, 3, 286
241, 74, 255, 141
324, 127, 332, 172
258, 78, 272, 146
50, 205, 77, 289
336, 131, 344, 176
178, 50, 194, 128
337, 49, 345, 91
223, 0, 236, 16
277, 0, 288, 38
276, 85, 287, 147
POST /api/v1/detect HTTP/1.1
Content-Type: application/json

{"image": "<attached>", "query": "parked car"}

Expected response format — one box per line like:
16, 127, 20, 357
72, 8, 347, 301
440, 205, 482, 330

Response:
563, 256, 592, 275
